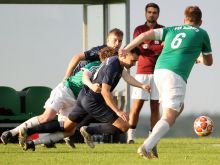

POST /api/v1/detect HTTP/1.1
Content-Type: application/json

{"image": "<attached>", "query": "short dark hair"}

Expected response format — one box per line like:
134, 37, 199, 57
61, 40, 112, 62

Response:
184, 6, 202, 26
145, 3, 160, 13
130, 47, 140, 56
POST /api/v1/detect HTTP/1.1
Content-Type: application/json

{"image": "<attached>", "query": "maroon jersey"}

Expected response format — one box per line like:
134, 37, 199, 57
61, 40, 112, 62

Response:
133, 22, 164, 74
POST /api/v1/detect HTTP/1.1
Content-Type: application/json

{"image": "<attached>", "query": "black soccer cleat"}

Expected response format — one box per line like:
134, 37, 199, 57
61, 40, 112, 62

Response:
42, 141, 56, 148
1, 131, 12, 145
23, 140, 35, 151
64, 137, 76, 149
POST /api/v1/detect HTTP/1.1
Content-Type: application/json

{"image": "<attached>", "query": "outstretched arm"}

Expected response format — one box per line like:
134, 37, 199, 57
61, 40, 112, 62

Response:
101, 83, 129, 122
122, 69, 150, 92
123, 29, 157, 52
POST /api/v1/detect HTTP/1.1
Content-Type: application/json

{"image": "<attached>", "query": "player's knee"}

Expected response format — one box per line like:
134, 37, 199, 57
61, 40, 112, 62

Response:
38, 115, 53, 124
120, 123, 129, 133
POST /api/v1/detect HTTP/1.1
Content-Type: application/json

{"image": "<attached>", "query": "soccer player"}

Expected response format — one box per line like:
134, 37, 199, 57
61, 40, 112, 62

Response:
65, 47, 150, 149
122, 6, 213, 159
63, 28, 123, 80
21, 47, 151, 151
0, 28, 123, 147
127, 3, 164, 147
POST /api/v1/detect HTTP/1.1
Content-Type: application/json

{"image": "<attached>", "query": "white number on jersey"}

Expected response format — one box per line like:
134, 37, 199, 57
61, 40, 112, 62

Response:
171, 33, 186, 49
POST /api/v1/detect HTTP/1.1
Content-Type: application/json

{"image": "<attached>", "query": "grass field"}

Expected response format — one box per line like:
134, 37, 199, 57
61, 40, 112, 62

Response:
1, 138, 220, 165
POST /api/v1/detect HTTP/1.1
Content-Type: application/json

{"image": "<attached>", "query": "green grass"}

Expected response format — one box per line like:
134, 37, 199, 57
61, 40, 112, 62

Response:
1, 138, 220, 165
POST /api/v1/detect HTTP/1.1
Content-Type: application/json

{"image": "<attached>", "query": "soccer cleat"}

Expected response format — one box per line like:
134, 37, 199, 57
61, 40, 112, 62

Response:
152, 145, 159, 158
0, 131, 12, 144
137, 145, 143, 156
80, 126, 95, 148
137, 145, 153, 159
18, 127, 28, 147
148, 130, 158, 158
64, 137, 76, 149
127, 128, 136, 144
127, 139, 135, 144
42, 142, 56, 148
23, 140, 35, 151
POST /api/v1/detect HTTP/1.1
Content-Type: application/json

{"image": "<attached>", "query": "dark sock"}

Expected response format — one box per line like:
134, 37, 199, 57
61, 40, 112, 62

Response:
86, 123, 123, 135
26, 120, 64, 135
130, 125, 136, 129
76, 115, 98, 130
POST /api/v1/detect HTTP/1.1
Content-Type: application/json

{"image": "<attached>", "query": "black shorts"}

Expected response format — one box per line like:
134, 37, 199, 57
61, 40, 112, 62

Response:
68, 88, 118, 124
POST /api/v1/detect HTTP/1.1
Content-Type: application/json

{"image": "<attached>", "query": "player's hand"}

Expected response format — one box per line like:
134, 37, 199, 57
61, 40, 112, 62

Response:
90, 83, 101, 93
116, 111, 129, 122
142, 84, 151, 92
195, 55, 203, 64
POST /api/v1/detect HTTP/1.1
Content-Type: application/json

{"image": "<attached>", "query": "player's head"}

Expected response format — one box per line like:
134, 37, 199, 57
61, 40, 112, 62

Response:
106, 28, 123, 52
184, 6, 202, 26
145, 3, 160, 23
98, 46, 117, 62
119, 47, 140, 69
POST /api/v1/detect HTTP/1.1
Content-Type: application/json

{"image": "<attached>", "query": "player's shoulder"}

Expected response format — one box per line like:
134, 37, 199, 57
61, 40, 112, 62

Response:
106, 56, 118, 65
197, 27, 208, 34
89, 44, 106, 51
155, 23, 165, 28
134, 23, 147, 32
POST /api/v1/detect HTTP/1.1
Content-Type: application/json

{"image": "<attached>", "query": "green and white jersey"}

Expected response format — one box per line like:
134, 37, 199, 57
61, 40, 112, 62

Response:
154, 25, 212, 82
64, 61, 101, 97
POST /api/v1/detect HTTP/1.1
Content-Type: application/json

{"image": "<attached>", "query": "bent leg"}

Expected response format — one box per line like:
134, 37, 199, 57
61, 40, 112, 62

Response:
37, 107, 57, 124
112, 117, 129, 133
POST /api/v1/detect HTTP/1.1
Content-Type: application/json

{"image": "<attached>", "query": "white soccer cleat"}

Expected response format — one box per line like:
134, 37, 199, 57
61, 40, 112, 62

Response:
137, 145, 153, 159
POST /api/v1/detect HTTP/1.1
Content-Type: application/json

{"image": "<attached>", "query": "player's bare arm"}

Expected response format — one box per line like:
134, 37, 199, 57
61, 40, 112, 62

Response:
196, 54, 213, 66
63, 53, 85, 80
82, 70, 101, 93
101, 83, 129, 122
123, 29, 156, 52
122, 69, 150, 92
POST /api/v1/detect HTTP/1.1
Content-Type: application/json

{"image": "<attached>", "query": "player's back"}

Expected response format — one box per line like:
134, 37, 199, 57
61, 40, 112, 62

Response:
155, 25, 211, 81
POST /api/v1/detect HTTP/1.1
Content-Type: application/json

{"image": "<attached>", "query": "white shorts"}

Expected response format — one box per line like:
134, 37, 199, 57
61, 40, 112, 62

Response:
44, 82, 76, 117
131, 74, 159, 101
154, 69, 186, 112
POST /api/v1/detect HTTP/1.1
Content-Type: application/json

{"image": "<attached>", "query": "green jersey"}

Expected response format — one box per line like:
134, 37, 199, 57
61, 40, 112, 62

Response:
154, 25, 212, 82
64, 61, 101, 97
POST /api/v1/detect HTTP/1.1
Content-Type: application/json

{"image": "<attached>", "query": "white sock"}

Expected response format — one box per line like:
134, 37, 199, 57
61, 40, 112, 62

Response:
127, 128, 136, 141
33, 132, 64, 145
143, 119, 170, 151
10, 116, 40, 136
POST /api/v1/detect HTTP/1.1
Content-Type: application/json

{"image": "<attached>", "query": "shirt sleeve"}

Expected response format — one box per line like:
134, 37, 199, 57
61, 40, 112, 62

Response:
202, 30, 212, 55
102, 63, 118, 86
84, 45, 105, 61
153, 28, 164, 41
